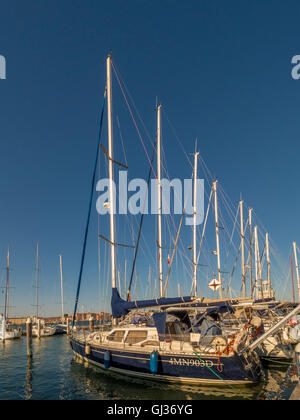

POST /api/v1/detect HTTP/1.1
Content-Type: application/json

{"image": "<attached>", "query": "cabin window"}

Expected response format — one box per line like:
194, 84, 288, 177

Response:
125, 330, 148, 344
166, 322, 177, 338
166, 321, 189, 341
107, 330, 125, 342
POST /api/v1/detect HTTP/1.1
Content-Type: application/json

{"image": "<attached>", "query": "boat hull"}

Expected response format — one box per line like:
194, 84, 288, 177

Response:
0, 331, 22, 340
70, 337, 263, 385
32, 326, 57, 337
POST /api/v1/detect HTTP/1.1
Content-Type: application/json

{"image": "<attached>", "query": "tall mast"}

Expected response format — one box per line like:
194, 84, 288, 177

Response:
59, 254, 64, 321
107, 55, 116, 292
291, 253, 296, 304
157, 104, 163, 297
124, 260, 127, 300
239, 200, 246, 297
192, 152, 199, 296
265, 233, 271, 298
36, 242, 39, 318
254, 226, 258, 299
4, 249, 10, 320
293, 242, 300, 302
254, 226, 263, 299
213, 180, 222, 299
248, 207, 253, 298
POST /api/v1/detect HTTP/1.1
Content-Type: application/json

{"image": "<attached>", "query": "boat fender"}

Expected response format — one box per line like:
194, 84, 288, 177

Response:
85, 344, 91, 356
104, 350, 111, 369
150, 350, 159, 374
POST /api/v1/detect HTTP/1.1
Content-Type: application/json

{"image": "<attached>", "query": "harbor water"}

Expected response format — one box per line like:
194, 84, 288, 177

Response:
0, 334, 297, 400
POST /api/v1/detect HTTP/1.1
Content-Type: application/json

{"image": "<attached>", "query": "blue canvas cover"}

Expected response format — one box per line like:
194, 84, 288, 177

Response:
111, 288, 194, 318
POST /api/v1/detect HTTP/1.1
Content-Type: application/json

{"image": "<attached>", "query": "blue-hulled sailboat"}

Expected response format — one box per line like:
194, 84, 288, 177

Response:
70, 55, 264, 385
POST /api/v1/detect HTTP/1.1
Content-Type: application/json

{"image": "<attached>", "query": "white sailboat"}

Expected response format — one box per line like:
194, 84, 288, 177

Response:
56, 254, 68, 334
0, 250, 22, 341
31, 243, 56, 337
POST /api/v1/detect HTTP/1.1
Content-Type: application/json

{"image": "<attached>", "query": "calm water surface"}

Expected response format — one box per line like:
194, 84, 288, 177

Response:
0, 335, 296, 400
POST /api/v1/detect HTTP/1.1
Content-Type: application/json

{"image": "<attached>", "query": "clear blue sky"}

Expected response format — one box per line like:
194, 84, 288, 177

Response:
0, 0, 299, 317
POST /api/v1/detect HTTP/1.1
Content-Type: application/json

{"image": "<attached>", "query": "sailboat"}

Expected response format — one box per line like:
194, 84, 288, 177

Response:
186, 191, 294, 363
31, 243, 56, 338
56, 254, 68, 334
70, 55, 264, 385
0, 250, 22, 341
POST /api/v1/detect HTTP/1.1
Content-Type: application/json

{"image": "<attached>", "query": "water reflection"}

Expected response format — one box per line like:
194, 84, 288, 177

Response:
25, 356, 33, 400
0, 335, 295, 400
69, 357, 261, 400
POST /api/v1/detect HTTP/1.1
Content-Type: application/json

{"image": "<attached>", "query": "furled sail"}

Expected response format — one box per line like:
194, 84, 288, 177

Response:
111, 287, 196, 318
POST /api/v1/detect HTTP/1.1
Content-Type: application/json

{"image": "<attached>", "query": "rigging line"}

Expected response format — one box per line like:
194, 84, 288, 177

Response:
162, 108, 193, 170
97, 122, 102, 314
127, 142, 157, 301
157, 125, 210, 277
217, 186, 241, 239
153, 155, 194, 278
112, 61, 208, 283
116, 115, 128, 168
198, 154, 214, 188
218, 182, 242, 223
110, 152, 155, 267
224, 203, 240, 267
195, 187, 213, 270
198, 158, 214, 202
220, 189, 240, 224
163, 211, 185, 297
253, 211, 285, 283
111, 60, 155, 148
158, 151, 194, 268
111, 61, 157, 179
227, 243, 242, 295
72, 89, 106, 328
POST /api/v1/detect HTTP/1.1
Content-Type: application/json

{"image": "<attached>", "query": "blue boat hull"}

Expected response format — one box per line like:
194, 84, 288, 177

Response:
70, 337, 263, 385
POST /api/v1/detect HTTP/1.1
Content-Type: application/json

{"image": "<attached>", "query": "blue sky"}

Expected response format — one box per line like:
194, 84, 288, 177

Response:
0, 0, 300, 317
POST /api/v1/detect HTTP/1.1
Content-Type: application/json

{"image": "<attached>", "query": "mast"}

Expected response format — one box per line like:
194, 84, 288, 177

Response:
35, 242, 39, 318
192, 152, 199, 296
118, 270, 121, 297
59, 254, 64, 321
4, 249, 10, 321
213, 180, 222, 299
293, 242, 300, 302
254, 226, 258, 299
265, 233, 272, 298
248, 207, 253, 298
124, 260, 127, 300
291, 253, 296, 304
157, 104, 163, 297
254, 226, 263, 300
239, 200, 246, 297
107, 55, 116, 292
